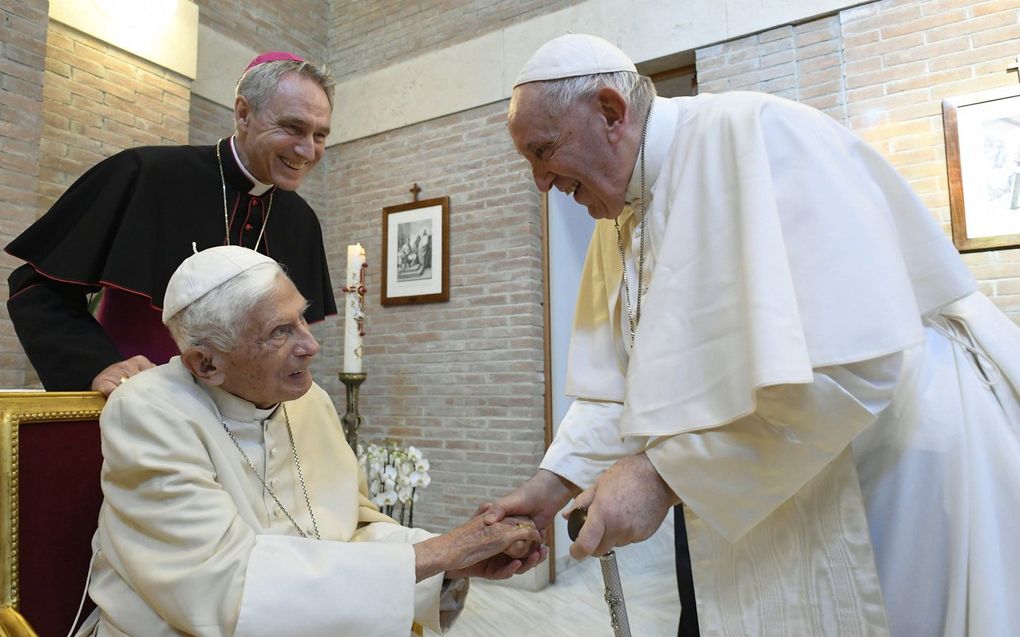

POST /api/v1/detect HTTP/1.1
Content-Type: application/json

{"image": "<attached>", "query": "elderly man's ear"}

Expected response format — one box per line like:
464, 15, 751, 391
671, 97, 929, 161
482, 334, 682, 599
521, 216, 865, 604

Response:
181, 347, 226, 387
595, 86, 629, 139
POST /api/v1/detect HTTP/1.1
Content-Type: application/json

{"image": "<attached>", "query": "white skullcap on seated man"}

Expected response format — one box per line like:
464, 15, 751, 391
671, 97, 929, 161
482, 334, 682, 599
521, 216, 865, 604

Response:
74, 245, 545, 637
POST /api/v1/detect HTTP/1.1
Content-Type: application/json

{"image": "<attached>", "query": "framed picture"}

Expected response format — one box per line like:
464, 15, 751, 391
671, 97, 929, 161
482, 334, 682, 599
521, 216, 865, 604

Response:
381, 196, 450, 306
942, 84, 1020, 252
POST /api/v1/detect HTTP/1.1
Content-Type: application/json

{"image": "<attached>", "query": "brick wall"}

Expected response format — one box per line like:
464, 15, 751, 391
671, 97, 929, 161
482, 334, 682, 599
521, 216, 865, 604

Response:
696, 0, 1020, 323
327, 0, 583, 81
195, 0, 328, 64
697, 15, 849, 121
0, 1, 48, 388
188, 94, 234, 146
321, 101, 546, 531
38, 23, 191, 212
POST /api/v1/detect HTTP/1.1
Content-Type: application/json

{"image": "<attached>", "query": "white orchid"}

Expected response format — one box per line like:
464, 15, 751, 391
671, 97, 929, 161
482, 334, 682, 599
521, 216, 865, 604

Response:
357, 441, 432, 526
409, 470, 431, 488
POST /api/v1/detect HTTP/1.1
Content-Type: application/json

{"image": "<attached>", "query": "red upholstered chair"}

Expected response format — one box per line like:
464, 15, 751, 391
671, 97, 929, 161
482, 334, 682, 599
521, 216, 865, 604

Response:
1, 392, 105, 637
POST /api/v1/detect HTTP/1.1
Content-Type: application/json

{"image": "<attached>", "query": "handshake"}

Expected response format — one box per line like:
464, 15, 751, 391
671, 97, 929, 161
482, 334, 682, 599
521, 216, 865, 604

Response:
413, 513, 547, 583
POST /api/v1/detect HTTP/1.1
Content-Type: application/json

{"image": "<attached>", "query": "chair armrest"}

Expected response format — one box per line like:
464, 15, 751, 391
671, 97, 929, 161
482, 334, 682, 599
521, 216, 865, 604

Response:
0, 606, 40, 637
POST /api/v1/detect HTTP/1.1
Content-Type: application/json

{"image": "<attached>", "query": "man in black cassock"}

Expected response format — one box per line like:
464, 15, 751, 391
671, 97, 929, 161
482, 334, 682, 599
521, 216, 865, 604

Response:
6, 52, 337, 395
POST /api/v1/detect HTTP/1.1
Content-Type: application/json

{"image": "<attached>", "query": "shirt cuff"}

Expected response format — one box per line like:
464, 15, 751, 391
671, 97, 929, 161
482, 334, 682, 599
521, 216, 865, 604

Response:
541, 399, 646, 489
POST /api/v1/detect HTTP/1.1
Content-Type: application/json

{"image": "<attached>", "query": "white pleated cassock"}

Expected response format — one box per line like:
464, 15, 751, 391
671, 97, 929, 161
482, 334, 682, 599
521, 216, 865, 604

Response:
542, 93, 1020, 636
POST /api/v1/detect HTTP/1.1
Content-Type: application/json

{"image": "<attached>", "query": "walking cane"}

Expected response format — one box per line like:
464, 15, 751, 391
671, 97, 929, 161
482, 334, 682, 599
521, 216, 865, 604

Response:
567, 508, 632, 637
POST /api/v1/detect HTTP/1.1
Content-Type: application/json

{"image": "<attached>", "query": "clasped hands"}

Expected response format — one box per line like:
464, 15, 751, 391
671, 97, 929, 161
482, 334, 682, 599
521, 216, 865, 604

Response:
414, 513, 547, 583
478, 453, 680, 561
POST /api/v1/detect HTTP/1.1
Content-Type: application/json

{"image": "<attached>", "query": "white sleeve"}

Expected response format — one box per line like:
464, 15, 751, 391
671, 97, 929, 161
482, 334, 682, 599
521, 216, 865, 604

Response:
236, 523, 444, 637
540, 398, 647, 489
646, 353, 903, 543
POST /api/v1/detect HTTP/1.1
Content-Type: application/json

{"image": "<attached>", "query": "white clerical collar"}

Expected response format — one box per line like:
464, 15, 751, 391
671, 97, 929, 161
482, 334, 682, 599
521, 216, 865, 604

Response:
625, 96, 679, 205
229, 136, 274, 196
204, 380, 279, 424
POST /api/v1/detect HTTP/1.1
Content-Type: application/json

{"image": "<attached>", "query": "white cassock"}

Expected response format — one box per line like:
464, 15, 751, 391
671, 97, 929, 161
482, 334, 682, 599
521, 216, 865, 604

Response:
76, 357, 449, 637
543, 92, 1020, 636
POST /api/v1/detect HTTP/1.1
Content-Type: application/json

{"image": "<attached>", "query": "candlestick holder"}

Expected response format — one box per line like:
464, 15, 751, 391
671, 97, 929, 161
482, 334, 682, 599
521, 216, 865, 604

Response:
338, 372, 367, 451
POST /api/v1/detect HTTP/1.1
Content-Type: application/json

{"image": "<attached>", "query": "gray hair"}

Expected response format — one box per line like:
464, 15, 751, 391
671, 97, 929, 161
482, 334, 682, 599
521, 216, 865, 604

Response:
509, 71, 656, 123
166, 262, 286, 352
236, 59, 336, 113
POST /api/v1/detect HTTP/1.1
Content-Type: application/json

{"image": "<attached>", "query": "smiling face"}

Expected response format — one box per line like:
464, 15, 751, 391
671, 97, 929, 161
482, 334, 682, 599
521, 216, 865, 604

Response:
509, 83, 636, 220
214, 275, 320, 407
234, 72, 332, 191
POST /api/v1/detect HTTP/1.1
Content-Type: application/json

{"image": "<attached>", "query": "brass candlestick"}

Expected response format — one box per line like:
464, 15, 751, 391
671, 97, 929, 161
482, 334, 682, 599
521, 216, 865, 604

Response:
338, 372, 367, 451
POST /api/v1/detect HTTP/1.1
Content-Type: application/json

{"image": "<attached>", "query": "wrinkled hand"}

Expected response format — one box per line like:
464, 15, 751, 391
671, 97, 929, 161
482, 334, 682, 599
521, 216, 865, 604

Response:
414, 515, 543, 582
91, 355, 156, 396
448, 540, 549, 581
567, 453, 679, 560
478, 469, 578, 532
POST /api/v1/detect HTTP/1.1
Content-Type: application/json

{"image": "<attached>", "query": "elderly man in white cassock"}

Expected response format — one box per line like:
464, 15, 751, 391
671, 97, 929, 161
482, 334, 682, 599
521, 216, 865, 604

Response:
482, 33, 1020, 636
74, 246, 544, 637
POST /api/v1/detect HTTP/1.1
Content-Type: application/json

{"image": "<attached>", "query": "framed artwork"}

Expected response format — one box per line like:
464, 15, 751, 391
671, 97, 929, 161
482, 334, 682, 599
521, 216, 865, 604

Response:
381, 196, 450, 306
942, 84, 1020, 252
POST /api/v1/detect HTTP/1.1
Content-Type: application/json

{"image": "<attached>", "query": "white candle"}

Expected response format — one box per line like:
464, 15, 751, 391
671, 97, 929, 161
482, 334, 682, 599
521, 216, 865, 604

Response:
343, 243, 366, 373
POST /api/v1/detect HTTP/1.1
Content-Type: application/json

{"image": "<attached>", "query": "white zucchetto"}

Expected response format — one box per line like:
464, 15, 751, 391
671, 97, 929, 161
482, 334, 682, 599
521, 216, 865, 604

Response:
162, 245, 276, 323
514, 33, 637, 88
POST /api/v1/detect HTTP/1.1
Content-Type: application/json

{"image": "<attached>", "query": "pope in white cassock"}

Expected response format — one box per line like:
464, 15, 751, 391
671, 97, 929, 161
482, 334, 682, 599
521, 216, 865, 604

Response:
74, 246, 544, 637
483, 33, 1020, 636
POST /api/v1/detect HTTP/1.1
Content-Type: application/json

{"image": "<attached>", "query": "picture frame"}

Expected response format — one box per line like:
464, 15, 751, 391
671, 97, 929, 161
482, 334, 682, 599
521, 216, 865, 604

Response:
942, 84, 1020, 252
381, 196, 450, 306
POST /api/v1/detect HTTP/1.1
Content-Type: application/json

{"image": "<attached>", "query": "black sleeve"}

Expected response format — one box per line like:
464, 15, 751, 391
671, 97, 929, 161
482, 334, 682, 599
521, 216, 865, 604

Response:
316, 235, 337, 318
5, 150, 141, 286
7, 264, 122, 390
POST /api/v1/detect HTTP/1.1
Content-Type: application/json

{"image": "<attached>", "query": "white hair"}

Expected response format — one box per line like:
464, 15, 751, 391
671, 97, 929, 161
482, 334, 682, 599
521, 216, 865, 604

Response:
509, 70, 656, 123
166, 262, 286, 351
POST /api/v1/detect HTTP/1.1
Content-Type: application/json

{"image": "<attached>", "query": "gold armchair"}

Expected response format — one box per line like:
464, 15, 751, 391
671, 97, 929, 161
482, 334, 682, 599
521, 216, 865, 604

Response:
0, 392, 106, 637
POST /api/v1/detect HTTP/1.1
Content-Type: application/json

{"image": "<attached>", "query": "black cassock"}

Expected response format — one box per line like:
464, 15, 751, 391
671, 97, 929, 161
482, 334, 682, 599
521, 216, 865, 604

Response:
6, 138, 336, 390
